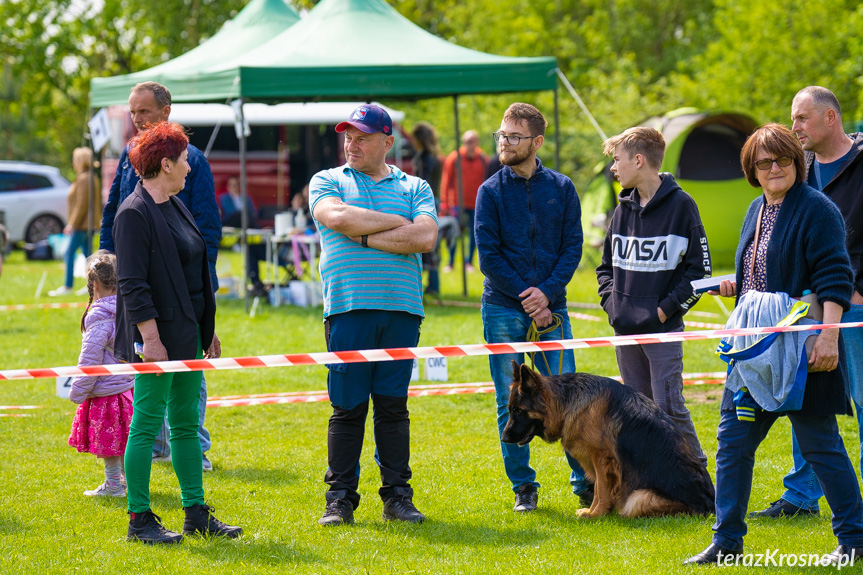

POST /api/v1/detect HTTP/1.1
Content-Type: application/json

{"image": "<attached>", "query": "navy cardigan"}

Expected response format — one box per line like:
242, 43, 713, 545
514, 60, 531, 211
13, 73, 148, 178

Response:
722, 181, 853, 415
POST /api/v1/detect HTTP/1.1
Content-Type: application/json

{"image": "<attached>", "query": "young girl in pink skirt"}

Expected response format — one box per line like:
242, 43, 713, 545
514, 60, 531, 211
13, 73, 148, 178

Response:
68, 250, 134, 497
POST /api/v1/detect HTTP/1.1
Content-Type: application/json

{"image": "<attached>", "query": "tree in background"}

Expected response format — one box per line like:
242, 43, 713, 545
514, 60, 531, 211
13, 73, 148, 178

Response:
0, 58, 55, 166
675, 0, 863, 127
3, 0, 863, 189
0, 0, 245, 175
390, 0, 717, 187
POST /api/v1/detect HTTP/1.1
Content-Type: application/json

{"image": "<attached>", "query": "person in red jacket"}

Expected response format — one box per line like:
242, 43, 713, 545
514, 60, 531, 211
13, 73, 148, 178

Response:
440, 130, 487, 271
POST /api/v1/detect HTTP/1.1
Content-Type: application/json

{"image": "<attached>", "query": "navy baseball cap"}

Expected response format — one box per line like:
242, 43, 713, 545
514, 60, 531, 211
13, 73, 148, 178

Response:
335, 104, 392, 135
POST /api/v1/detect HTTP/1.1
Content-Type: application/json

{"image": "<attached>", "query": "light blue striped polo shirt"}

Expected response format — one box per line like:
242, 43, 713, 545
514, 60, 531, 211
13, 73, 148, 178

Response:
310, 164, 437, 318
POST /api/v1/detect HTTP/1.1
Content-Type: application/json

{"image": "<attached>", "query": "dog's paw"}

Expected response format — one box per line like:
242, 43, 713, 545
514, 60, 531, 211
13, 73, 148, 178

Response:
576, 508, 595, 519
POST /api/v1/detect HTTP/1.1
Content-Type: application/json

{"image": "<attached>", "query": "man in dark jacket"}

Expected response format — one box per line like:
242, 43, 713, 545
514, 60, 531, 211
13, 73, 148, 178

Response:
596, 126, 710, 468
751, 86, 863, 520
99, 81, 220, 471
475, 102, 588, 512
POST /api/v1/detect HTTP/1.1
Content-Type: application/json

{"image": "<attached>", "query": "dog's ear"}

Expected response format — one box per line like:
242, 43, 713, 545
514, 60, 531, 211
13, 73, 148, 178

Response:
519, 363, 542, 394
511, 359, 521, 382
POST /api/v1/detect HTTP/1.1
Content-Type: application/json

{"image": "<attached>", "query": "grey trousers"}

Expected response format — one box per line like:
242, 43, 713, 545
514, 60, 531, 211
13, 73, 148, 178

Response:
615, 333, 708, 468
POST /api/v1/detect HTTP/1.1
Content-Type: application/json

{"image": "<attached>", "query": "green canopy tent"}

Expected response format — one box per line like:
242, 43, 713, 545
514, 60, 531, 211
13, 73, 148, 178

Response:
91, 0, 557, 105
89, 0, 300, 106
580, 108, 759, 268
90, 0, 561, 299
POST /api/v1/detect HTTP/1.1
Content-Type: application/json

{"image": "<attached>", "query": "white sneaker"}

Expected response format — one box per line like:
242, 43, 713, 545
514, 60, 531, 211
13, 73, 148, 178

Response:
202, 454, 213, 472
152, 454, 172, 463
84, 481, 126, 497
74, 286, 89, 296
48, 286, 73, 297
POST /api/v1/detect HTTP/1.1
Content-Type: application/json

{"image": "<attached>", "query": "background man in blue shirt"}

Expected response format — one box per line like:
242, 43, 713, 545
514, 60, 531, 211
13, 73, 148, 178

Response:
99, 81, 220, 471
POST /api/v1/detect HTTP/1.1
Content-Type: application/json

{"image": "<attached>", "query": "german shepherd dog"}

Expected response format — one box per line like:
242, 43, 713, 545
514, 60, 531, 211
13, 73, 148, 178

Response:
501, 361, 715, 518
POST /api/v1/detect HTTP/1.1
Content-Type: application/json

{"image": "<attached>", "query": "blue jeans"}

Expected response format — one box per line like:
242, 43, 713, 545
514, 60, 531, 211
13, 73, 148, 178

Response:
713, 409, 863, 550
780, 303, 863, 511
481, 302, 589, 494
64, 230, 91, 288
152, 374, 211, 457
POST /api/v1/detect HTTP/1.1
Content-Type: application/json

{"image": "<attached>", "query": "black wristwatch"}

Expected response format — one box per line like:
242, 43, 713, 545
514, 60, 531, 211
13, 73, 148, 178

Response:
361, 235, 369, 248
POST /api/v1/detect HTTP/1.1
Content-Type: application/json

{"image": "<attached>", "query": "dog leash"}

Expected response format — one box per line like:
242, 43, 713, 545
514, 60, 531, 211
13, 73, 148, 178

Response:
526, 312, 565, 375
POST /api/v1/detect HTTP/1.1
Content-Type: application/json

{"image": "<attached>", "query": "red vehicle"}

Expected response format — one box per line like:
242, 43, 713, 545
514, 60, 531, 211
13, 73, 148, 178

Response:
101, 102, 412, 225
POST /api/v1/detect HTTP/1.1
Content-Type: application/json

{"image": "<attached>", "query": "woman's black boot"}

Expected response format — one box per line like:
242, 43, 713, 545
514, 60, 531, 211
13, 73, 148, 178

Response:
183, 504, 243, 538
127, 510, 183, 544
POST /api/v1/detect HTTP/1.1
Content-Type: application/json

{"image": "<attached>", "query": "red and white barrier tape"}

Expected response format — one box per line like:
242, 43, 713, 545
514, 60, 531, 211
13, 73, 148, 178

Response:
0, 302, 87, 312
568, 311, 603, 322
207, 373, 730, 408
208, 384, 498, 407
4, 322, 855, 382
684, 320, 726, 329
0, 405, 41, 410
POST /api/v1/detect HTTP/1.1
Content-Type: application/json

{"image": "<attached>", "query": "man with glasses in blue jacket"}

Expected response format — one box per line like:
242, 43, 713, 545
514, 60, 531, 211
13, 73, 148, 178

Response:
475, 102, 590, 512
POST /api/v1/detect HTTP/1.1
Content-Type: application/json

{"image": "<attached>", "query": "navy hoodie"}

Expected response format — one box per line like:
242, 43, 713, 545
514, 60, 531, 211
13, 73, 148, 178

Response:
475, 158, 583, 311
596, 173, 710, 335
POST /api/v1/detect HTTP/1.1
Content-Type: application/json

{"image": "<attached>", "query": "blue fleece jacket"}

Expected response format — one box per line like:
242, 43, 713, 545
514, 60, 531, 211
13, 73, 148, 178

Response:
475, 158, 582, 310
99, 143, 221, 290
720, 180, 853, 416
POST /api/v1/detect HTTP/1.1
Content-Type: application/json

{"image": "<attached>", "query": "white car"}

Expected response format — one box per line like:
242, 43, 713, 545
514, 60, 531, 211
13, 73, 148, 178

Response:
0, 161, 69, 244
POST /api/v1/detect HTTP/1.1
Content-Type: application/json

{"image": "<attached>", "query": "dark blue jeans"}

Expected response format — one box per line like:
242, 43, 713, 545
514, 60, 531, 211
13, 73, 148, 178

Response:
323, 310, 421, 507
780, 304, 863, 510
713, 409, 863, 550
481, 302, 589, 494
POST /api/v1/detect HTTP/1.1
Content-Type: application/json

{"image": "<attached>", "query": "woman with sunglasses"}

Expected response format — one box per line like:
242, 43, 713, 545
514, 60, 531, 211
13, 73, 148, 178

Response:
685, 123, 863, 565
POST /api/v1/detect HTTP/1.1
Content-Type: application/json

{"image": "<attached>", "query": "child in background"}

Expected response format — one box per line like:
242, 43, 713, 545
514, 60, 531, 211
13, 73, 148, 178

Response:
68, 250, 134, 497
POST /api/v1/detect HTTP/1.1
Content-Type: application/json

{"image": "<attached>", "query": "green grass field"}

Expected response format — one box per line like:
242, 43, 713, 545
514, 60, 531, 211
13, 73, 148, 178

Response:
0, 248, 858, 573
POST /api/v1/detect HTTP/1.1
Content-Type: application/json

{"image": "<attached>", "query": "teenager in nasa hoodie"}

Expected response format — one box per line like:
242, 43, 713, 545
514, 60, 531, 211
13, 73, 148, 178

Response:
596, 127, 711, 467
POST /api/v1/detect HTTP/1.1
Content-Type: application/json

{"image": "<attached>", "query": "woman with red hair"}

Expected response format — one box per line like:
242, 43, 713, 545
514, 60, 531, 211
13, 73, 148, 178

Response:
113, 122, 241, 544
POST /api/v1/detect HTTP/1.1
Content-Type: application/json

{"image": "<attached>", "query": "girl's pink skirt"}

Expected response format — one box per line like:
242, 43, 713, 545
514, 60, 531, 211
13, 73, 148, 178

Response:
68, 392, 134, 457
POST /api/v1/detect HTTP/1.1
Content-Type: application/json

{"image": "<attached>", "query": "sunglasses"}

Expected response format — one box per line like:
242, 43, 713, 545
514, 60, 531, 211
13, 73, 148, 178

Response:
755, 156, 793, 171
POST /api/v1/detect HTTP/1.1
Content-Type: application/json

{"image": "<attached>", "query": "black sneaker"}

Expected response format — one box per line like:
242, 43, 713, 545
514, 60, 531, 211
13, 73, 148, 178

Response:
578, 487, 594, 508
514, 485, 538, 512
748, 499, 818, 518
182, 504, 243, 538
319, 498, 354, 526
382, 497, 426, 523
127, 510, 183, 545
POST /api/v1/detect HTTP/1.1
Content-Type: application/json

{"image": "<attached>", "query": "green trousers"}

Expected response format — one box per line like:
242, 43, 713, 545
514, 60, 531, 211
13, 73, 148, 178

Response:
125, 338, 205, 513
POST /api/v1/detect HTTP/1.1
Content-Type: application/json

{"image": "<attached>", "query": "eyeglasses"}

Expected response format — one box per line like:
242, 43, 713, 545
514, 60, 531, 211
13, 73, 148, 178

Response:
754, 156, 793, 171
492, 132, 534, 145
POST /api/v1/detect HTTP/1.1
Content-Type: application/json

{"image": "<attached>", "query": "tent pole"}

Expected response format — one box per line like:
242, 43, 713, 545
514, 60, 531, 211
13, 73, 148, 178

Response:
87, 106, 95, 256
554, 86, 560, 171
238, 98, 250, 313
453, 95, 467, 297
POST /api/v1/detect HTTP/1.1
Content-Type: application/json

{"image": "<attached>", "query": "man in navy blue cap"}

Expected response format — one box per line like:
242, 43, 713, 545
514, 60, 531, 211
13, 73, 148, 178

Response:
309, 104, 438, 526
